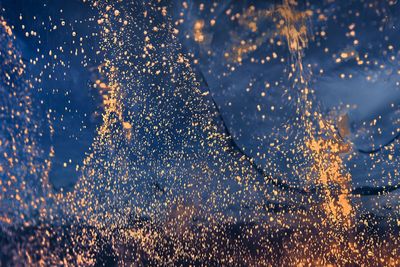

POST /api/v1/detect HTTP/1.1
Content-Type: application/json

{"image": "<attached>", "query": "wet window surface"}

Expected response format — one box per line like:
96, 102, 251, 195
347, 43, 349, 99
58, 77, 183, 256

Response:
0, 0, 399, 265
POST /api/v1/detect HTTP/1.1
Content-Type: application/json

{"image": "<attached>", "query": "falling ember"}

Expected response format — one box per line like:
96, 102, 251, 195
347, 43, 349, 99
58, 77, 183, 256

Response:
0, 0, 399, 266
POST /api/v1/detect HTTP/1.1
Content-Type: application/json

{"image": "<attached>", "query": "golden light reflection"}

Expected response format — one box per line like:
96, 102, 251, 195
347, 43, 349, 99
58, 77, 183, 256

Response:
0, 0, 399, 266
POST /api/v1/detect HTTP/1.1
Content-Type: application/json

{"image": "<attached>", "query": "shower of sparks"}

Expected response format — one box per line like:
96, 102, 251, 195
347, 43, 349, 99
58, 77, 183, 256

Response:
0, 0, 399, 266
